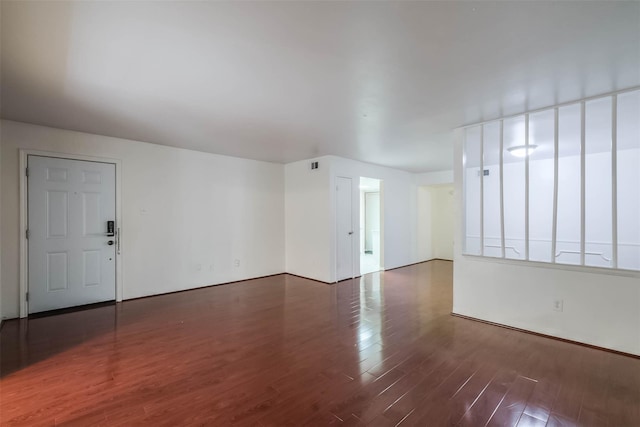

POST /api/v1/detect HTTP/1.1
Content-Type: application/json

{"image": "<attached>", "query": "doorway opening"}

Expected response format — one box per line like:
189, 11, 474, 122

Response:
359, 177, 382, 275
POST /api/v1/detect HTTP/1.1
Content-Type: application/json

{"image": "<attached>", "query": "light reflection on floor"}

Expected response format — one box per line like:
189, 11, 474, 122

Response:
358, 272, 383, 374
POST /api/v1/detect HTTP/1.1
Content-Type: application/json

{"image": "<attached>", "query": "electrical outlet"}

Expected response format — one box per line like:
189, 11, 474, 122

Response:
553, 299, 563, 312
234, 259, 240, 267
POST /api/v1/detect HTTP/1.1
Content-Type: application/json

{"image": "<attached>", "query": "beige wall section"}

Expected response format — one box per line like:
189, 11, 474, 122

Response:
452, 130, 640, 356
417, 184, 455, 263
414, 170, 454, 186
430, 185, 454, 260
417, 187, 433, 262
1, 120, 285, 319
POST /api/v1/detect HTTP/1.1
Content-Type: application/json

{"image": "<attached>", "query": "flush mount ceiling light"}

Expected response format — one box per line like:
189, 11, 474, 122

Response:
507, 144, 538, 157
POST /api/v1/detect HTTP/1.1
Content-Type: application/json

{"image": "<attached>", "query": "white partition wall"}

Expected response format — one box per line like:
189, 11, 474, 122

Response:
528, 109, 555, 263
556, 104, 582, 265
482, 122, 502, 259
463, 126, 482, 256
617, 91, 640, 270
463, 89, 640, 272
585, 97, 614, 268
455, 89, 640, 356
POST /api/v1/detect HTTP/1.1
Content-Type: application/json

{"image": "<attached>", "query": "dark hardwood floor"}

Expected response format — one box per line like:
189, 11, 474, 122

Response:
1, 261, 638, 426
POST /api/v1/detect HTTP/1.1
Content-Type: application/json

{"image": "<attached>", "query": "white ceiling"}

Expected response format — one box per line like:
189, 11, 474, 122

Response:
1, 1, 639, 172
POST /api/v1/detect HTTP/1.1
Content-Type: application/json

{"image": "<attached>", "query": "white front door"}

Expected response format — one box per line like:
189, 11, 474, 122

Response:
336, 176, 353, 281
28, 156, 116, 314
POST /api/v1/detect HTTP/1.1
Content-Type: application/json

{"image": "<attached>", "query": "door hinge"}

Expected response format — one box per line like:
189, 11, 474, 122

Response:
26, 229, 30, 239
26, 292, 29, 302
25, 167, 29, 177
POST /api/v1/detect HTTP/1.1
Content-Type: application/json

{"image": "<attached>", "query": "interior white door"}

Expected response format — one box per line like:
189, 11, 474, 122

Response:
336, 176, 353, 281
28, 156, 116, 313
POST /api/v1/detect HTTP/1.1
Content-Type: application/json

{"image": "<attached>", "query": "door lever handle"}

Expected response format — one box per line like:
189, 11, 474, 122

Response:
348, 231, 354, 235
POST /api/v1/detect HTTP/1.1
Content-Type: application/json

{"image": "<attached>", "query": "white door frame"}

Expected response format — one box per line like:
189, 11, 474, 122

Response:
19, 149, 124, 318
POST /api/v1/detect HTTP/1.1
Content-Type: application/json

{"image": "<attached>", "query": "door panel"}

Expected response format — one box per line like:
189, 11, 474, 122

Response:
47, 190, 68, 238
47, 252, 68, 291
82, 250, 102, 286
82, 192, 103, 235
28, 156, 116, 314
336, 176, 353, 281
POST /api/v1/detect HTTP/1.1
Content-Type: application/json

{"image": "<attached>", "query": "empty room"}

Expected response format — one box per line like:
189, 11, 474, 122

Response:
1, 1, 639, 426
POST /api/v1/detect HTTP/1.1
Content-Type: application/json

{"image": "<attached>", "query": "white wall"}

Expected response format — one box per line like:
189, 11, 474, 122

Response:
284, 157, 332, 282
414, 170, 454, 186
1, 120, 285, 319
453, 132, 640, 356
417, 186, 433, 261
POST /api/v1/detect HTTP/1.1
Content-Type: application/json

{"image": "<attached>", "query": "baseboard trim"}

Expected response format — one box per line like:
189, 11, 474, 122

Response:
29, 300, 116, 319
294, 259, 454, 284
125, 273, 287, 302
451, 312, 640, 360
285, 273, 333, 285
385, 258, 453, 272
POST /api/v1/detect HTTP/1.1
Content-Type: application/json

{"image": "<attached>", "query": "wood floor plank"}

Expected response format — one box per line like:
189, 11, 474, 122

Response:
398, 359, 482, 425
353, 366, 426, 423
1, 261, 638, 426
516, 413, 547, 427
457, 368, 519, 427
486, 375, 537, 427
382, 354, 468, 425
521, 379, 559, 424
329, 368, 407, 421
